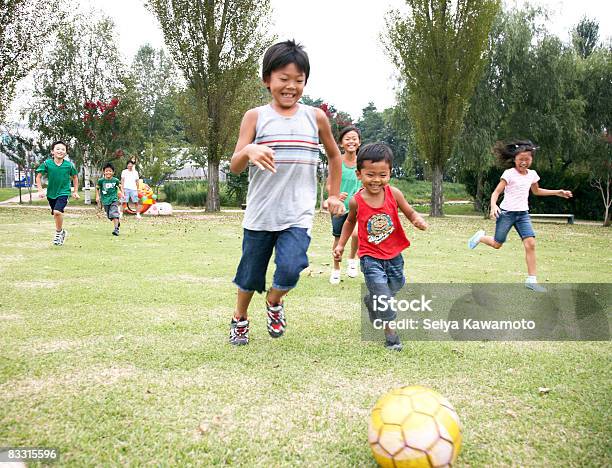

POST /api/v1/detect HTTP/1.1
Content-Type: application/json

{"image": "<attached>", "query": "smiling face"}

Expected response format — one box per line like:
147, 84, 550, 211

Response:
51, 143, 67, 160
103, 167, 114, 179
514, 151, 533, 172
357, 159, 391, 195
264, 63, 305, 111
340, 130, 361, 154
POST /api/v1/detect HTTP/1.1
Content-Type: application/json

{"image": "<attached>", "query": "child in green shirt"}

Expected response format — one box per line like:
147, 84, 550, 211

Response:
35, 140, 79, 246
96, 163, 122, 236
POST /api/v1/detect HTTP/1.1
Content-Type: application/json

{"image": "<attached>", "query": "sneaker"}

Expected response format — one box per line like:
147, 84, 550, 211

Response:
385, 333, 403, 351
57, 229, 67, 246
525, 282, 547, 293
347, 259, 359, 278
468, 230, 485, 249
136, 213, 142, 219
266, 302, 286, 338
112, 228, 119, 236
329, 269, 341, 285
52, 230, 62, 245
229, 318, 249, 345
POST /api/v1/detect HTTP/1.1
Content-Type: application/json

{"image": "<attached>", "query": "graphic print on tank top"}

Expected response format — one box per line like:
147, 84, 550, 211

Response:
367, 213, 395, 244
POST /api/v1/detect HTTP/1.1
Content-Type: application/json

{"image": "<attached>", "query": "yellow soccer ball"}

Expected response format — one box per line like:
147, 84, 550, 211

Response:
369, 386, 462, 467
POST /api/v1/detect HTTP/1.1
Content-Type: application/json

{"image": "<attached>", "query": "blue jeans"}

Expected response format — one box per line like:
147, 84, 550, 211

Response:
233, 227, 311, 293
360, 254, 406, 322
494, 210, 536, 244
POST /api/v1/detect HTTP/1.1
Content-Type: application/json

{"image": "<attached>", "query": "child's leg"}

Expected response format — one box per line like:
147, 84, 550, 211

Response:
330, 214, 347, 281
270, 227, 310, 303
53, 211, 63, 231
235, 289, 254, 320
480, 235, 502, 249
113, 218, 119, 229
331, 236, 341, 270
523, 237, 536, 276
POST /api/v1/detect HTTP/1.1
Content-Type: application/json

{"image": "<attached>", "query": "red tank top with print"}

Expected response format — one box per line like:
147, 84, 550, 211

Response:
355, 184, 410, 260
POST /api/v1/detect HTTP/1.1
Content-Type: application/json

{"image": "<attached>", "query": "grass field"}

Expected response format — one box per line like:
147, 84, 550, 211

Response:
0, 208, 610, 466
0, 187, 19, 202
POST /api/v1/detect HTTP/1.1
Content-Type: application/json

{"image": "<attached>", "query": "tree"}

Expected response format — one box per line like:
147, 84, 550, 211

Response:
0, 0, 64, 122
27, 11, 132, 202
146, 0, 272, 212
572, 17, 599, 59
384, 0, 499, 216
0, 134, 48, 203
138, 138, 186, 192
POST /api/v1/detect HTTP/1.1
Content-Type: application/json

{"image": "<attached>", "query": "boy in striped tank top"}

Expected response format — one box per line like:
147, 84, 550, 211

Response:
228, 40, 345, 346
333, 144, 428, 350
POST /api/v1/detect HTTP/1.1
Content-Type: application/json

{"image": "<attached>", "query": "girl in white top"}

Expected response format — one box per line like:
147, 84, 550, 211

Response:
468, 140, 572, 292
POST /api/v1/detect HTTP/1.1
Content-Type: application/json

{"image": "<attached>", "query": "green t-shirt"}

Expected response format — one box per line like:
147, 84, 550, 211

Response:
340, 160, 361, 211
97, 177, 120, 205
35, 158, 78, 199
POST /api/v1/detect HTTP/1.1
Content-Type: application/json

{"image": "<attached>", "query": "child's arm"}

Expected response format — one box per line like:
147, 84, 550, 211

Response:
489, 180, 507, 218
95, 186, 101, 207
35, 172, 45, 198
316, 108, 344, 215
71, 174, 80, 199
230, 109, 275, 174
333, 197, 358, 261
531, 183, 572, 199
390, 186, 428, 230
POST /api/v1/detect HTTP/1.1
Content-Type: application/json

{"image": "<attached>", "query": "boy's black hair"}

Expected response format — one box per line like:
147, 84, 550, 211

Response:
262, 40, 310, 85
51, 140, 67, 150
103, 163, 114, 171
357, 143, 393, 170
127, 159, 136, 166
338, 125, 361, 143
492, 139, 539, 169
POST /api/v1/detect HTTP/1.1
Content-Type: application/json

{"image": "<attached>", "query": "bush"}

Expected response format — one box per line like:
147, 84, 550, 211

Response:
162, 180, 239, 207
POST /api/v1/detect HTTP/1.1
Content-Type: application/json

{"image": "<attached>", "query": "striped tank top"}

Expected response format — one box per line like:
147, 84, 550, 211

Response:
243, 104, 320, 231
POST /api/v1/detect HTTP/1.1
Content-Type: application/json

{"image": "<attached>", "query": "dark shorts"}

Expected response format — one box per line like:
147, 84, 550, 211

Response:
48, 196, 68, 214
494, 210, 536, 244
233, 227, 311, 293
104, 202, 120, 220
331, 213, 349, 237
360, 254, 406, 322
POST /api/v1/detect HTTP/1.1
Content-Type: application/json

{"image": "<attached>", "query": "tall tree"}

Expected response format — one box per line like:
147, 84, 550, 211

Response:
572, 17, 599, 59
384, 0, 499, 216
146, 0, 272, 211
0, 0, 64, 122
28, 11, 124, 168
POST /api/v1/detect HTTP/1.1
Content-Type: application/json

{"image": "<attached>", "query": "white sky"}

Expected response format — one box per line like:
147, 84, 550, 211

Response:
9, 0, 612, 122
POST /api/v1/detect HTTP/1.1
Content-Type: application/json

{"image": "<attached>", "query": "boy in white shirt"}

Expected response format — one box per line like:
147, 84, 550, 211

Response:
121, 160, 141, 218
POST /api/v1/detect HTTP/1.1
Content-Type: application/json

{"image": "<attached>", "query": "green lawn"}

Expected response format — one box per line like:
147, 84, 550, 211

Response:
0, 208, 610, 466
0, 187, 19, 202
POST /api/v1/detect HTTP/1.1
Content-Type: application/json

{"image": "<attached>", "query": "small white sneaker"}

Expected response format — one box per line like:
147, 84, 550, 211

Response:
136, 213, 142, 219
329, 269, 341, 285
347, 259, 359, 278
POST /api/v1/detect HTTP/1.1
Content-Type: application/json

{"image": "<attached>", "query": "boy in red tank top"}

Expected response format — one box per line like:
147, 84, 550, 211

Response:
333, 143, 428, 350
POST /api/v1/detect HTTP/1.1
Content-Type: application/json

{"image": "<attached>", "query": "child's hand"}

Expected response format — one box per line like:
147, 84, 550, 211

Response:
72, 191, 80, 199
490, 205, 500, 218
333, 244, 344, 262
37, 190, 45, 199
559, 189, 573, 199
96, 199, 101, 208
246, 144, 276, 173
412, 216, 428, 231
326, 196, 345, 216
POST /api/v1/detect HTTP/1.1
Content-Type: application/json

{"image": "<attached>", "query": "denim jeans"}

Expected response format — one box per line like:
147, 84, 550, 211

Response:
233, 227, 311, 293
360, 254, 406, 322
494, 210, 536, 244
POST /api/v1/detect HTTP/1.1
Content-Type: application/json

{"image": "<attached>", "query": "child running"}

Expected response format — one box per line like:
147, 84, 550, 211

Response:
333, 143, 427, 350
228, 40, 345, 346
35, 140, 79, 245
468, 139, 573, 292
96, 163, 122, 236
329, 125, 361, 284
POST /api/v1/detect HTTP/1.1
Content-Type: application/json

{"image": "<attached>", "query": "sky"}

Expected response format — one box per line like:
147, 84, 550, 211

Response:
9, 0, 612, 122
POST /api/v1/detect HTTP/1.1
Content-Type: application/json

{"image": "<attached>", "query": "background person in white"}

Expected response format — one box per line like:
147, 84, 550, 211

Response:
121, 160, 141, 218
